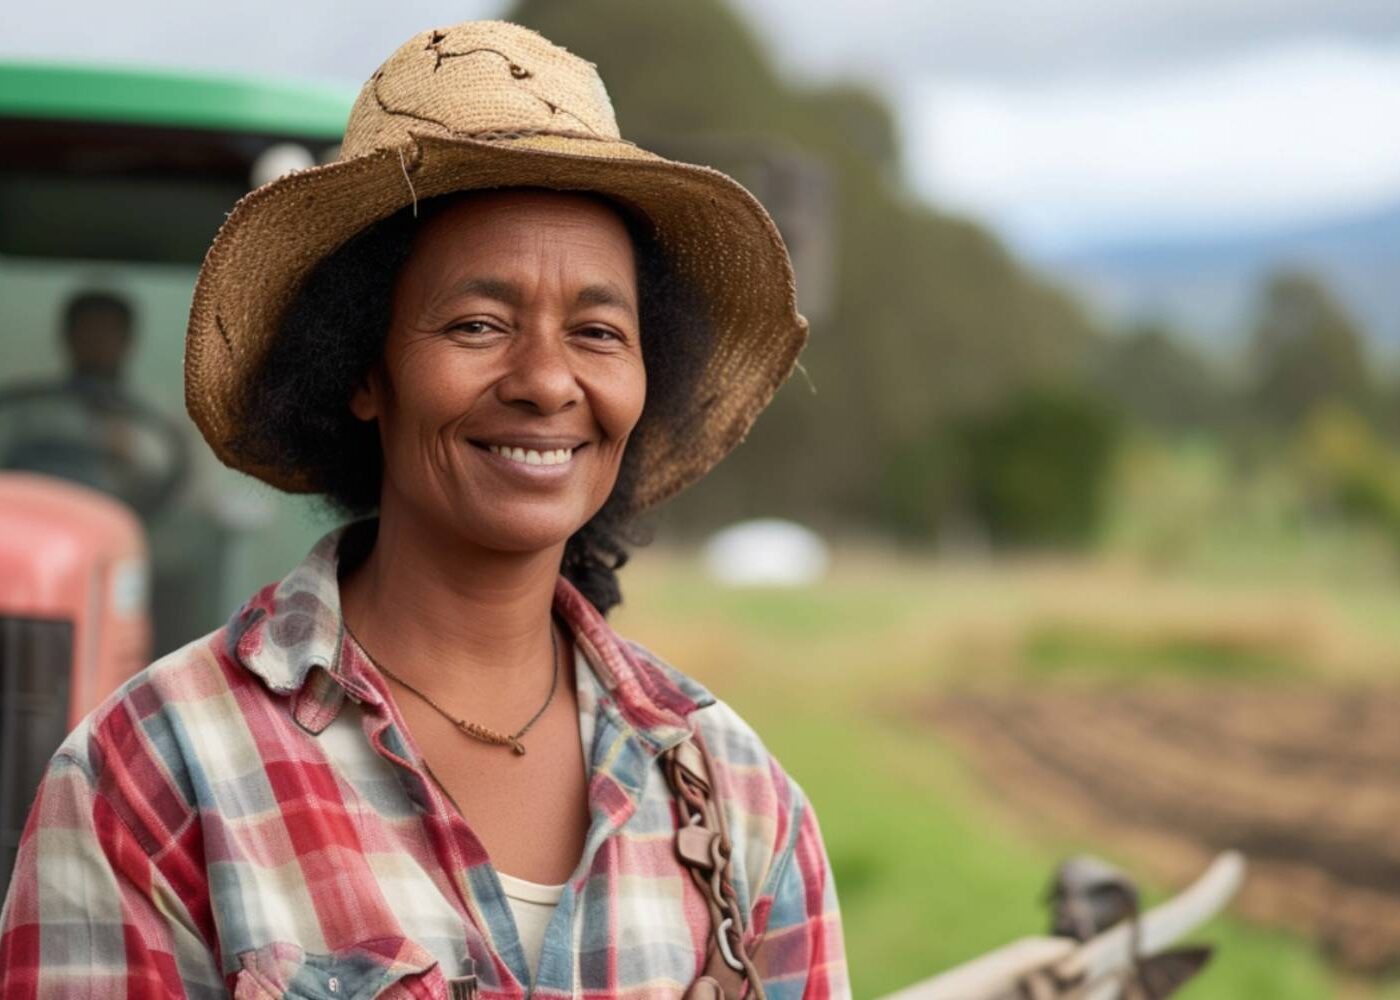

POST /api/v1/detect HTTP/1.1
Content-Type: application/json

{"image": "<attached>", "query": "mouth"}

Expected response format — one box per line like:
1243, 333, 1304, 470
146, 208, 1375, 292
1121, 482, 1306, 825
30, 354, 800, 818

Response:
469, 439, 587, 469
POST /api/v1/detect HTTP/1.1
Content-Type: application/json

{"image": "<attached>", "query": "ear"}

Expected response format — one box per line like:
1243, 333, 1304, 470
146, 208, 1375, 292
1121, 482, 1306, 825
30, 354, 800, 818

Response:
349, 367, 381, 422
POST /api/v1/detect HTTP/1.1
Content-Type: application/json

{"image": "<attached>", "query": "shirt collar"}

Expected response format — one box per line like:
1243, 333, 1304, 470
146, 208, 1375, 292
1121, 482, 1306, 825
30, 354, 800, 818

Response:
228, 523, 714, 751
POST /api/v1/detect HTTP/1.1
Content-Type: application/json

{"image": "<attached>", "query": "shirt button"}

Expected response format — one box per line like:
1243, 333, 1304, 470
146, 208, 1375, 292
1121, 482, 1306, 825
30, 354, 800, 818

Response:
327, 975, 340, 993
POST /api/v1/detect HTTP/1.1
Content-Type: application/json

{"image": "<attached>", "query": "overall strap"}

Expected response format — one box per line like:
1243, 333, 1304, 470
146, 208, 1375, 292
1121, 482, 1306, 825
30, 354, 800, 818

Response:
661, 729, 767, 1000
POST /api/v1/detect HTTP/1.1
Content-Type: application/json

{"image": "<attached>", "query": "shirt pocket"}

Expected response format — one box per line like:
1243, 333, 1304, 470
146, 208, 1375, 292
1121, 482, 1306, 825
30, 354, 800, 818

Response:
232, 936, 446, 999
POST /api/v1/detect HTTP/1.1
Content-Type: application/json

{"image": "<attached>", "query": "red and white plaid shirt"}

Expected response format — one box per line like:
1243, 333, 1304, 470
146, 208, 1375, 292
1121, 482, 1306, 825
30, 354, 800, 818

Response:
0, 527, 849, 998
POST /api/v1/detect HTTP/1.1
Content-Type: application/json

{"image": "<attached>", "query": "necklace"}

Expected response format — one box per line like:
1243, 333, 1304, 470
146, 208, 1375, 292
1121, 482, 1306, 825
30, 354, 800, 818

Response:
347, 619, 561, 756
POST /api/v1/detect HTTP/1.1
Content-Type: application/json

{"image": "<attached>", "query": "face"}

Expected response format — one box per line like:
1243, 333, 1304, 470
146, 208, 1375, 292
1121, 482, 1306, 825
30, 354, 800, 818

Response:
351, 190, 646, 554
66, 308, 133, 378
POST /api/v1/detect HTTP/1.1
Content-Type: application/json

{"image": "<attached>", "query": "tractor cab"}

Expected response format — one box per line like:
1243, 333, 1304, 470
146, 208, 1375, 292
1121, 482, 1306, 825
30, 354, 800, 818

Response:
0, 60, 353, 895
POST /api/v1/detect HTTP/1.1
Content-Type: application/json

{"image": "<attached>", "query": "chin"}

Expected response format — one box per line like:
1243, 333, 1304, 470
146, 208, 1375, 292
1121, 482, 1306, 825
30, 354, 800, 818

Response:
453, 504, 592, 556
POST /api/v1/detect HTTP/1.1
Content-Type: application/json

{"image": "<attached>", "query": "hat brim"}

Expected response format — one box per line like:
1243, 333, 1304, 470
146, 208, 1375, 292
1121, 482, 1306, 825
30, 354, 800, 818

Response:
185, 131, 807, 513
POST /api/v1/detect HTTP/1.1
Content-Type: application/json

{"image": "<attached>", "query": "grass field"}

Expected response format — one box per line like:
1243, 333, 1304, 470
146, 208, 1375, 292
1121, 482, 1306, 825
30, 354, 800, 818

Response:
611, 546, 1400, 999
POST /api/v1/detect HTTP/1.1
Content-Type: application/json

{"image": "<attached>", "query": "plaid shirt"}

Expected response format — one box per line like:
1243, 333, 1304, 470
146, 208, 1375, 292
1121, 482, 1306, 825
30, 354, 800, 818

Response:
0, 527, 848, 999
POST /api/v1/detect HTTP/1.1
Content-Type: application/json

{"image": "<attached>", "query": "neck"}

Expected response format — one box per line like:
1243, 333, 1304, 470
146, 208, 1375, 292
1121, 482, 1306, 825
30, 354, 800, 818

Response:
339, 502, 565, 700
70, 369, 120, 388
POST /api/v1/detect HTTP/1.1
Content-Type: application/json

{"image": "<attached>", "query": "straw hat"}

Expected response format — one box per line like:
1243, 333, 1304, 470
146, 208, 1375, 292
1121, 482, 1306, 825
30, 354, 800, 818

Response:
185, 20, 808, 513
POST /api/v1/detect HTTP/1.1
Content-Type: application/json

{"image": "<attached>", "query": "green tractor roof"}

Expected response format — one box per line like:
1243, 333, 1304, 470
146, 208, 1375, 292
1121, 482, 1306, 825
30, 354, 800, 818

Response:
0, 61, 355, 137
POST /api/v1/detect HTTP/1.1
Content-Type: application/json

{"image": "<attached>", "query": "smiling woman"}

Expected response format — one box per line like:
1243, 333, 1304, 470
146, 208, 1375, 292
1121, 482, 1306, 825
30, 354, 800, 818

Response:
236, 188, 711, 614
0, 18, 848, 1000
352, 192, 647, 559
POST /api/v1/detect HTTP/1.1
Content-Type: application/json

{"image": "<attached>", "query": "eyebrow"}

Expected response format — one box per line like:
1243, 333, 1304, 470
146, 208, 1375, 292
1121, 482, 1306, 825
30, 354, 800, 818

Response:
575, 282, 637, 318
448, 278, 523, 308
446, 278, 636, 317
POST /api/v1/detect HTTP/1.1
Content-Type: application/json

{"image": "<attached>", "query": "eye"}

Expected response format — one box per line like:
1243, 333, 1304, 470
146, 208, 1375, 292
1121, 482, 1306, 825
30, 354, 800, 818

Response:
575, 325, 625, 343
447, 319, 502, 337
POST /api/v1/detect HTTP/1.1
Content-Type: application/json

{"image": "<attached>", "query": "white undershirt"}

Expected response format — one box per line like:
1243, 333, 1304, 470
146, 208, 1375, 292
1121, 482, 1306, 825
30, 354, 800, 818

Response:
498, 870, 566, 981
495, 644, 589, 981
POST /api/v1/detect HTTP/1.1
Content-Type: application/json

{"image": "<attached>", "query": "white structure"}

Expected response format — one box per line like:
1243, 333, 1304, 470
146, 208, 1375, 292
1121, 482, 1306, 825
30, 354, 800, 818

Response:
250, 143, 317, 188
702, 519, 829, 587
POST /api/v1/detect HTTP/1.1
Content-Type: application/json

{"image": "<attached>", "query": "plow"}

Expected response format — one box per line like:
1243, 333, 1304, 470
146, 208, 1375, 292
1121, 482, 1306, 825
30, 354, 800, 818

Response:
884, 851, 1245, 1000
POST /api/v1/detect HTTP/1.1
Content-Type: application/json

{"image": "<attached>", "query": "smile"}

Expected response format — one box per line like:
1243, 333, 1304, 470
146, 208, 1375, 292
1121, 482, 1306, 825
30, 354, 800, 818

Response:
488, 444, 573, 466
472, 440, 585, 469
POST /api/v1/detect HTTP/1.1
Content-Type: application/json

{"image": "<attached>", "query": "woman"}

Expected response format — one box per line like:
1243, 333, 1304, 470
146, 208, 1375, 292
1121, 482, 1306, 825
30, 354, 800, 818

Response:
0, 20, 848, 1000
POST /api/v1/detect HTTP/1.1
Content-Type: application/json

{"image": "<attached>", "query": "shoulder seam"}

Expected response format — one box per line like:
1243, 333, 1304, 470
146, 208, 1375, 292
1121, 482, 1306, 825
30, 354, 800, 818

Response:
51, 742, 199, 871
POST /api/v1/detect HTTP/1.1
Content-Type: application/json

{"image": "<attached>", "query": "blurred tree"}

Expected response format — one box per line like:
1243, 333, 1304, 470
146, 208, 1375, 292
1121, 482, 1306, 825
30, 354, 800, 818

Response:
807, 84, 901, 179
878, 426, 963, 542
1091, 321, 1227, 434
957, 389, 1122, 549
1295, 403, 1400, 545
510, 0, 780, 136
1373, 369, 1400, 445
1248, 270, 1371, 429
508, 0, 1103, 536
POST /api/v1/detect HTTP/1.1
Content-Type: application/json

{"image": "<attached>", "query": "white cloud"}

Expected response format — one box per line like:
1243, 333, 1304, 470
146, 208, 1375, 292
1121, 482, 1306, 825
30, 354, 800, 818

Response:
7, 0, 1400, 83
735, 0, 1400, 81
903, 40, 1400, 252
0, 0, 505, 81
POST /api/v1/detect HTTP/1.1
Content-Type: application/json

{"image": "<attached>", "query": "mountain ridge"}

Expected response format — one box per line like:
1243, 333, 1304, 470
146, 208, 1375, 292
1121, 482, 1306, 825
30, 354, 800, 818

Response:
1039, 198, 1400, 352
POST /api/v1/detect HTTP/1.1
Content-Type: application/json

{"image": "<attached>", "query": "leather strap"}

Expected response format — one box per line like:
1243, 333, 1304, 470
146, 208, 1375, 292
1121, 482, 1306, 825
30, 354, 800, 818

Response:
661, 731, 766, 1000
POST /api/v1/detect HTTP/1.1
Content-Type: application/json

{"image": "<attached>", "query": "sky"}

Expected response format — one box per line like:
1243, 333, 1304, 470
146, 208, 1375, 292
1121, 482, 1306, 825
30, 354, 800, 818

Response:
5, 0, 1400, 255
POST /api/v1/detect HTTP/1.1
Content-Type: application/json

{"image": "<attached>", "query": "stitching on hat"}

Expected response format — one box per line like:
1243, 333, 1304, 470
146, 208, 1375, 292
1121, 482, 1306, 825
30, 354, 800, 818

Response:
371, 68, 625, 146
371, 74, 457, 132
424, 37, 533, 81
214, 313, 235, 358
534, 100, 601, 137
459, 128, 631, 145
371, 41, 603, 139
372, 71, 598, 136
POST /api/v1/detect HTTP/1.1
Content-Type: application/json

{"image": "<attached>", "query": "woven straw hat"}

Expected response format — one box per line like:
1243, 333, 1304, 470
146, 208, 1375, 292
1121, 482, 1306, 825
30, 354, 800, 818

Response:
185, 19, 808, 512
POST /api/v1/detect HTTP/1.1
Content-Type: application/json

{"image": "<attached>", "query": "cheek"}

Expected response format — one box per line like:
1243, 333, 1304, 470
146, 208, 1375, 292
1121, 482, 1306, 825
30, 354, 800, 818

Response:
595, 363, 648, 444
386, 343, 482, 432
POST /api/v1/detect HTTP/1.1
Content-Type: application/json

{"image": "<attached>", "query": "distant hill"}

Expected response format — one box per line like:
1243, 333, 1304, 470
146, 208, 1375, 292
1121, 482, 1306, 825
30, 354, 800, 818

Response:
1040, 200, 1400, 355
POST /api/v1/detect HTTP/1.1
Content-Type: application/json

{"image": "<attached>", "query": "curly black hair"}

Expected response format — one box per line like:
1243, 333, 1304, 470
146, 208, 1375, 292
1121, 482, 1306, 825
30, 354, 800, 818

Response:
232, 189, 712, 615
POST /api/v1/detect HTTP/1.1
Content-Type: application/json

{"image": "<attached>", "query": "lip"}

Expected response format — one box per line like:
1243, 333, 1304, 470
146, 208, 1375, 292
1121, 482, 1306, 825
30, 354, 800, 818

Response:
468, 435, 587, 450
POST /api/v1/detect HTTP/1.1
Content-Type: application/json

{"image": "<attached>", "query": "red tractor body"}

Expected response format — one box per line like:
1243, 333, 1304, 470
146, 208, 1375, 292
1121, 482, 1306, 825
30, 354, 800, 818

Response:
0, 472, 150, 896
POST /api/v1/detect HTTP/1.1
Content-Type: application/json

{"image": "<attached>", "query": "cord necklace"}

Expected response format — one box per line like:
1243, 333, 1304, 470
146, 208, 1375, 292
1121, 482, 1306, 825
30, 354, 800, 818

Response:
348, 619, 561, 756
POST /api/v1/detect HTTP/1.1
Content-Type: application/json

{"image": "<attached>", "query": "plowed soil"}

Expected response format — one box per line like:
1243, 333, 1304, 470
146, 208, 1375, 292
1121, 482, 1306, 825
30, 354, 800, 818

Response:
929, 685, 1400, 972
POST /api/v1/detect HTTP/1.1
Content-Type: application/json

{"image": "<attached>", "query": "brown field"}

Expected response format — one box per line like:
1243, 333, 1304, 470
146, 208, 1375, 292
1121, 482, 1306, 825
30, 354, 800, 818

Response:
619, 545, 1400, 995
928, 683, 1400, 972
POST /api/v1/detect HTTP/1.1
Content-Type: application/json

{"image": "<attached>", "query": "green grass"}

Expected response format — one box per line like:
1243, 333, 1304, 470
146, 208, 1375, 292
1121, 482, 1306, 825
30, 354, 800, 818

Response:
614, 550, 1372, 999
629, 563, 929, 640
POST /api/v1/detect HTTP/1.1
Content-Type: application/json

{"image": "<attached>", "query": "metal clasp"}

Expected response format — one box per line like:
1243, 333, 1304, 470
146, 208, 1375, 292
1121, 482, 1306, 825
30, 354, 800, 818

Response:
448, 957, 479, 999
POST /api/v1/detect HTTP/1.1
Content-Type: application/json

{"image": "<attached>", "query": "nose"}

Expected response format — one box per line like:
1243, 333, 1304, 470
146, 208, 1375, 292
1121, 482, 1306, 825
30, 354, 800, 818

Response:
494, 328, 583, 415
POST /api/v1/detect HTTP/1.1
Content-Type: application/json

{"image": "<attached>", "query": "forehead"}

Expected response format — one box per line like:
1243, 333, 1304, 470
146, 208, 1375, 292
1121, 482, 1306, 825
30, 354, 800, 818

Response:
404, 189, 636, 279
68, 305, 131, 332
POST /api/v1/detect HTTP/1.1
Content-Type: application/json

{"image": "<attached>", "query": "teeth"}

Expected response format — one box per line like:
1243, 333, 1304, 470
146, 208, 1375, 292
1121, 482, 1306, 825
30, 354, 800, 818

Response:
488, 444, 574, 466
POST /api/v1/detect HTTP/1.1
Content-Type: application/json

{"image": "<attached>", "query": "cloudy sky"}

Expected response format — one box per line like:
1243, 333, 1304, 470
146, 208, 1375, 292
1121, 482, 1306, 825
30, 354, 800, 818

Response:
5, 0, 1400, 254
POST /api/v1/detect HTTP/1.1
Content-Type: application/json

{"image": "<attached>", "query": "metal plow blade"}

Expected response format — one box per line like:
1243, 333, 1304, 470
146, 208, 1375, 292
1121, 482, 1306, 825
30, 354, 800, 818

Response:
880, 851, 1245, 1000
